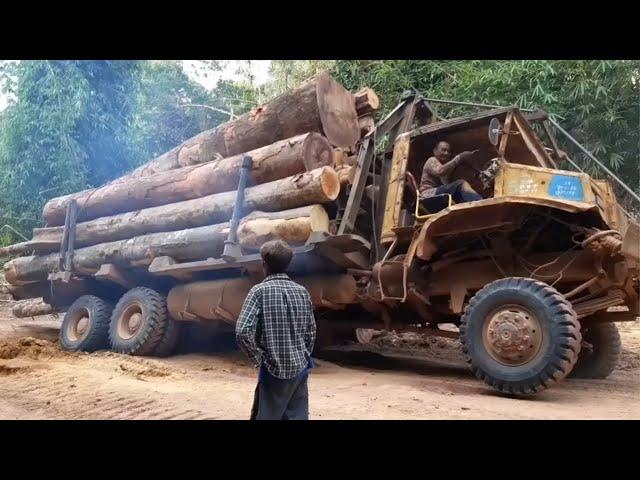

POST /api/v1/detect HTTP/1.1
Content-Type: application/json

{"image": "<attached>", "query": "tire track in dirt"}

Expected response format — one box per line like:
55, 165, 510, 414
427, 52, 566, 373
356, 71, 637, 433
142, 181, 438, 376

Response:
2, 368, 214, 420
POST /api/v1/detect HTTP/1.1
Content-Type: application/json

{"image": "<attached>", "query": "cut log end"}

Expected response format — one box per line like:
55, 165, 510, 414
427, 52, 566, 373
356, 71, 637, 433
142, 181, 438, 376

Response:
319, 166, 341, 201
238, 205, 330, 250
302, 132, 334, 171
316, 73, 360, 149
354, 87, 380, 116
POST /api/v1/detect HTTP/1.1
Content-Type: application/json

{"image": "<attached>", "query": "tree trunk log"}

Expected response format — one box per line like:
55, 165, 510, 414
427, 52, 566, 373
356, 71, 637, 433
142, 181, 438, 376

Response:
238, 205, 330, 250
4, 206, 331, 284
337, 166, 355, 188
42, 133, 334, 226
358, 115, 376, 136
24, 167, 339, 252
354, 87, 380, 116
122, 72, 358, 180
12, 299, 53, 318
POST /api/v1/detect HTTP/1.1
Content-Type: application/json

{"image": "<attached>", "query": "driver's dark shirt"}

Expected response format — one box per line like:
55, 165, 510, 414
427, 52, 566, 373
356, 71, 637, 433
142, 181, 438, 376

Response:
419, 155, 464, 197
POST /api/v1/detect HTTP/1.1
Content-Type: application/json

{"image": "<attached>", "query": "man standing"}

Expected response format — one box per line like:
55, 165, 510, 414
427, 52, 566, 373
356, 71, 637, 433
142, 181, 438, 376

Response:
236, 239, 316, 420
419, 141, 483, 203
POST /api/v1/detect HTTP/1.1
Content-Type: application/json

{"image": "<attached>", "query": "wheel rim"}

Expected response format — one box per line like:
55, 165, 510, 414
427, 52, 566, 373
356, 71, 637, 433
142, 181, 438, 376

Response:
482, 305, 543, 366
117, 303, 144, 340
66, 307, 91, 342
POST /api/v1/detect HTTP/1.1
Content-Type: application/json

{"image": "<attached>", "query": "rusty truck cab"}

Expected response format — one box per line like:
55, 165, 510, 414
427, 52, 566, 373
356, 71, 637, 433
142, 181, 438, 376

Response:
381, 107, 564, 244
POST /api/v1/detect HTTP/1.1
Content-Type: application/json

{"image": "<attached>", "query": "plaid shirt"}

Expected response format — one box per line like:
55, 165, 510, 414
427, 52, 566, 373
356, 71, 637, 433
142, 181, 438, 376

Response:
236, 273, 316, 380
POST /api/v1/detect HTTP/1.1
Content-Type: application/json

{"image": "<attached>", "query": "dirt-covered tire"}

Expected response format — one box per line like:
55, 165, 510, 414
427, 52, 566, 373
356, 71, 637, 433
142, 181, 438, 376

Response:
571, 322, 621, 379
152, 318, 181, 357
460, 277, 582, 395
60, 295, 112, 352
109, 287, 169, 356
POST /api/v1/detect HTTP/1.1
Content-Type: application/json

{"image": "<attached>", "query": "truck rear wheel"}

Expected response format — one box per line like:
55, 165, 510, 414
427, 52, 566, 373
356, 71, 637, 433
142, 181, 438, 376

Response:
152, 317, 181, 357
571, 322, 621, 379
60, 295, 112, 352
109, 287, 169, 356
460, 277, 582, 395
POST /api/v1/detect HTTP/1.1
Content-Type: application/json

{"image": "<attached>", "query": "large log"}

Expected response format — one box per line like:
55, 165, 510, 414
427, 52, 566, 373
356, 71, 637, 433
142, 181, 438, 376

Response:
123, 72, 358, 180
42, 133, 334, 226
358, 115, 376, 136
22, 167, 340, 253
4, 206, 331, 285
238, 205, 330, 250
354, 87, 380, 116
12, 299, 53, 318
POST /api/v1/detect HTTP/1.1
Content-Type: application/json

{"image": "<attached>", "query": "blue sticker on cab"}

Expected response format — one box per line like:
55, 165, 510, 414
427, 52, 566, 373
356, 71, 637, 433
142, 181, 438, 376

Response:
548, 175, 584, 201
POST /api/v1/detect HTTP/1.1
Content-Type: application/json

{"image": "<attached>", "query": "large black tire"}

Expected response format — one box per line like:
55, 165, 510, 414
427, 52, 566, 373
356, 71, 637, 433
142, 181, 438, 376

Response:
60, 295, 112, 352
152, 318, 181, 357
109, 287, 169, 356
460, 277, 582, 395
571, 322, 621, 379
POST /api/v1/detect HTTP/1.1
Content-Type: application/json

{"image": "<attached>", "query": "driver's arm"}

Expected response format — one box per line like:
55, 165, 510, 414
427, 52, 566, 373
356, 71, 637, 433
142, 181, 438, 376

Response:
425, 155, 464, 178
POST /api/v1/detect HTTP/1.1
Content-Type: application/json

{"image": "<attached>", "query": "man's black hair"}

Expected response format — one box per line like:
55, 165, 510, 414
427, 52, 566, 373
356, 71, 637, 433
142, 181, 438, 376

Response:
260, 239, 293, 274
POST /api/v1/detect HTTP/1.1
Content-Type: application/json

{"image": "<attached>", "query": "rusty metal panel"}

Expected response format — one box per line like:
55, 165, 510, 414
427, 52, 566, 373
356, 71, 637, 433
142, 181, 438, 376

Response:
415, 197, 596, 261
494, 162, 596, 207
511, 110, 556, 168
381, 134, 411, 244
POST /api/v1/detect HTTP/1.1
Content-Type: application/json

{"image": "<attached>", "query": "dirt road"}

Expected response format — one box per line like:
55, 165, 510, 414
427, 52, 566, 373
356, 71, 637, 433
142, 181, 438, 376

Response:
1, 301, 638, 420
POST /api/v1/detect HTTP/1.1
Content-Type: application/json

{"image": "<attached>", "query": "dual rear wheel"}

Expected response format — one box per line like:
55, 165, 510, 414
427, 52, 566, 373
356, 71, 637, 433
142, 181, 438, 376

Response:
60, 287, 179, 357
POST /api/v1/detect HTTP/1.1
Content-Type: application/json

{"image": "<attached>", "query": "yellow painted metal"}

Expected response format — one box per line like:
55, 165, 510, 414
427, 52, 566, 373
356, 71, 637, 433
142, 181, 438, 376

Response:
381, 134, 410, 244
414, 192, 452, 221
494, 162, 596, 206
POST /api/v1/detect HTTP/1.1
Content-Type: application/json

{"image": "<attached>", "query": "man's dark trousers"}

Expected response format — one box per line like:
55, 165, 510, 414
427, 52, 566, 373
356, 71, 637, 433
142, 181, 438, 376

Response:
434, 179, 482, 203
250, 369, 309, 420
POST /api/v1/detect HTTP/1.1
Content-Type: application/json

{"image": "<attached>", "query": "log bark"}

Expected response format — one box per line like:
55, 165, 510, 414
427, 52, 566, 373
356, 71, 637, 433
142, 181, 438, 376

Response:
238, 205, 330, 250
337, 166, 355, 188
122, 73, 358, 180
358, 115, 376, 136
25, 167, 339, 252
354, 87, 380, 116
42, 133, 334, 226
12, 299, 53, 318
4, 206, 331, 284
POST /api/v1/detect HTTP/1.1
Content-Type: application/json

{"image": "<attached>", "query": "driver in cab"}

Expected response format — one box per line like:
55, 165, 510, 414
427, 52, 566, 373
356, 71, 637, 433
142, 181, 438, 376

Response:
419, 141, 483, 204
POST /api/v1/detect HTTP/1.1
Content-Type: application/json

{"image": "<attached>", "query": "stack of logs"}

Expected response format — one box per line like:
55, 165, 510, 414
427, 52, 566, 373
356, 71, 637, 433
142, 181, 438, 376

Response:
2, 73, 379, 299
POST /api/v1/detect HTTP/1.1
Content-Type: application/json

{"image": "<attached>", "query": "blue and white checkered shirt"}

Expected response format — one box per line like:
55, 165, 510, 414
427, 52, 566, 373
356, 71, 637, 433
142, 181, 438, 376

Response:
236, 273, 316, 380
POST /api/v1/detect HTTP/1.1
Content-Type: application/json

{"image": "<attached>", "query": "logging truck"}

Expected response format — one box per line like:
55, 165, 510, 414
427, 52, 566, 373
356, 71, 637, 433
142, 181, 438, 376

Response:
3, 77, 639, 395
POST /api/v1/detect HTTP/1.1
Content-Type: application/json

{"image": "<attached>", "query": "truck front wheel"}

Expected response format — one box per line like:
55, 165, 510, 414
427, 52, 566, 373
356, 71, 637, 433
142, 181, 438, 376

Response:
60, 295, 112, 352
460, 277, 582, 395
109, 287, 169, 356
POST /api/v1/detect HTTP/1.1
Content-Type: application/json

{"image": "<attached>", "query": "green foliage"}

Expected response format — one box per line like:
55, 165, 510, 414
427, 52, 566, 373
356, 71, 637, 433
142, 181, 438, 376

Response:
330, 60, 640, 207
0, 60, 142, 237
266, 60, 639, 210
129, 60, 225, 164
265, 61, 336, 98
0, 60, 226, 243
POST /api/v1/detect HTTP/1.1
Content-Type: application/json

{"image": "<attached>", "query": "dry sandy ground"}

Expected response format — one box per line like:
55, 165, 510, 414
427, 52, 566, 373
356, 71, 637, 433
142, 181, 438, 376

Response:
0, 301, 638, 420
